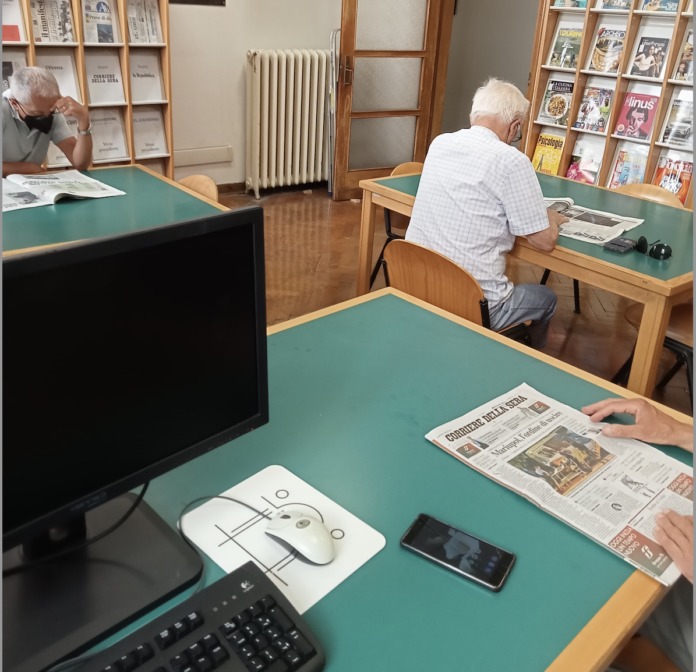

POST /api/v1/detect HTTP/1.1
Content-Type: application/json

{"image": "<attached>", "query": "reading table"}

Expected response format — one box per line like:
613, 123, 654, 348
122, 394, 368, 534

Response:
101, 289, 692, 672
356, 173, 694, 399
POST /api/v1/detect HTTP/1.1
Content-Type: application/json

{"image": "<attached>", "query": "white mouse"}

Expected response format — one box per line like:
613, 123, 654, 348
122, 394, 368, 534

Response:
265, 510, 336, 565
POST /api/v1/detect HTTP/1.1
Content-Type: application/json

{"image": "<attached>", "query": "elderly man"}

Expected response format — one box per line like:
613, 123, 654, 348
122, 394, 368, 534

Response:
406, 78, 568, 349
3, 66, 92, 177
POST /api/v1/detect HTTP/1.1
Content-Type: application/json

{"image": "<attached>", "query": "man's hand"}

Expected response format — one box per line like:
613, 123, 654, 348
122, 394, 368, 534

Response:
655, 511, 693, 583
526, 209, 566, 253
547, 208, 570, 229
51, 96, 89, 131
582, 397, 693, 451
2, 162, 46, 178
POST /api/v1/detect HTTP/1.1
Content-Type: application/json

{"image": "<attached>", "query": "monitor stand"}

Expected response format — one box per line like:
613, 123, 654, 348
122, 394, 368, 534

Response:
3, 494, 203, 672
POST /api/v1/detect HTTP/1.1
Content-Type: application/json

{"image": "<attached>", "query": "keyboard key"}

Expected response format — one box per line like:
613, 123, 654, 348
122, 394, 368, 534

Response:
170, 653, 189, 672
228, 631, 246, 650
246, 658, 265, 672
209, 646, 229, 666
119, 653, 137, 672
259, 596, 275, 611
234, 612, 250, 627
263, 626, 282, 641
154, 629, 174, 650
247, 604, 263, 619
192, 655, 214, 672
253, 615, 273, 630
242, 623, 260, 639
239, 644, 256, 662
187, 643, 203, 659
134, 644, 154, 664
259, 648, 279, 664
251, 634, 269, 651
267, 660, 289, 672
153, 668, 169, 672
272, 639, 291, 654
173, 621, 190, 640
181, 667, 196, 672
219, 621, 237, 639
268, 607, 293, 633
282, 650, 301, 671
101, 664, 122, 672
199, 634, 220, 652
286, 630, 314, 658
187, 612, 204, 631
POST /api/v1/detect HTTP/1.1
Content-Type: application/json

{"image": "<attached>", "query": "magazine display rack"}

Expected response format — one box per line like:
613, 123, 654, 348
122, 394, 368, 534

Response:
1, 0, 173, 178
524, 0, 693, 208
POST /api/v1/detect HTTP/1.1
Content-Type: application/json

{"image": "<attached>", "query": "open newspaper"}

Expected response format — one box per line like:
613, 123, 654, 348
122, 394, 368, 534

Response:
545, 197, 643, 245
2, 170, 125, 212
426, 384, 692, 586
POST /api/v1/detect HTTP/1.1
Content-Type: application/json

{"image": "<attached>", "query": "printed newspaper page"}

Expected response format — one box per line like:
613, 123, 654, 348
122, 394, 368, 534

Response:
2, 178, 52, 212
426, 384, 692, 585
545, 197, 643, 245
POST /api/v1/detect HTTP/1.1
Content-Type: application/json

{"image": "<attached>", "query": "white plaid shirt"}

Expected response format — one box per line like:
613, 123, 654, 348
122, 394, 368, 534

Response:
405, 126, 549, 306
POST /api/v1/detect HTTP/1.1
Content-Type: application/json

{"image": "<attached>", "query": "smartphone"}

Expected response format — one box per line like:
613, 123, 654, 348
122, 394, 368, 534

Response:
400, 514, 516, 592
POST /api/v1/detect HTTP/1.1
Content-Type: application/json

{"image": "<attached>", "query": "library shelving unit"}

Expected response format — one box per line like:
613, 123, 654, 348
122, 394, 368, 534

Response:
1, 0, 174, 178
523, 0, 693, 209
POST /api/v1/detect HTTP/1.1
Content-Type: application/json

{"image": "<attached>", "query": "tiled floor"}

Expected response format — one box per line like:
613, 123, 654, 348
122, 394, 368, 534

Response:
220, 186, 692, 417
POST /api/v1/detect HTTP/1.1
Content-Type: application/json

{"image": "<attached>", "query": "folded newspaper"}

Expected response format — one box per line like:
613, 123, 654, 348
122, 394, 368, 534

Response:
545, 198, 643, 245
426, 384, 693, 586
2, 171, 125, 212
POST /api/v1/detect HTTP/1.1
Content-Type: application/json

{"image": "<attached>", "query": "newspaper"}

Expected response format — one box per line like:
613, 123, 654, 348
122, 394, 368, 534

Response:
545, 197, 643, 245
426, 384, 693, 586
2, 170, 125, 212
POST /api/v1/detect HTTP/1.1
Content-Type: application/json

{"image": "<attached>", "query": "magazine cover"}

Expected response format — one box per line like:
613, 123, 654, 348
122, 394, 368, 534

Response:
566, 137, 603, 185
537, 79, 574, 127
2, 0, 26, 41
548, 26, 583, 69
614, 92, 660, 139
589, 27, 626, 73
532, 133, 565, 176
652, 156, 693, 205
31, 0, 74, 42
661, 98, 694, 148
597, 0, 631, 6
674, 30, 693, 82
630, 37, 670, 79
641, 0, 679, 11
573, 87, 613, 133
552, 0, 587, 6
607, 146, 649, 189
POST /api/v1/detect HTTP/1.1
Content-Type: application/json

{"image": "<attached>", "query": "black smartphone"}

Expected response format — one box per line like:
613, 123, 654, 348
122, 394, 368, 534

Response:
400, 514, 516, 592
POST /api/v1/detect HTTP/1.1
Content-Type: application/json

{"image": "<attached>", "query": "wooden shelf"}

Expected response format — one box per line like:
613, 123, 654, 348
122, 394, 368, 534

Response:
83, 42, 126, 47
135, 152, 170, 160
92, 156, 132, 164
610, 133, 653, 144
655, 141, 694, 150
668, 78, 694, 84
88, 101, 129, 107
580, 69, 620, 77
3, 41, 30, 46
128, 42, 167, 47
34, 41, 80, 47
633, 10, 678, 16
132, 99, 169, 105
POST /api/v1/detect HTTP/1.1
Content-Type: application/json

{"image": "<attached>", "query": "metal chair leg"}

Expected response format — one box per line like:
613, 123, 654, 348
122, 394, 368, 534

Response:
540, 269, 551, 286
369, 237, 394, 289
573, 279, 581, 314
656, 358, 685, 390
611, 351, 634, 386
685, 351, 693, 407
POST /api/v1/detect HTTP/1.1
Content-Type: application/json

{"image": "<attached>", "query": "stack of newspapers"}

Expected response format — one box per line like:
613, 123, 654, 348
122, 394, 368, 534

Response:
127, 0, 163, 44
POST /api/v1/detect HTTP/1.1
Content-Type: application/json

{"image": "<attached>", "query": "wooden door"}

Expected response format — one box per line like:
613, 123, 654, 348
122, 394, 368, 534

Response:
333, 0, 454, 201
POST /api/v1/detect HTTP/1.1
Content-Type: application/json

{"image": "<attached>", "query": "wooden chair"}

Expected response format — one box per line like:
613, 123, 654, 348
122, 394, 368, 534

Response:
613, 636, 681, 672
610, 184, 691, 403
369, 162, 424, 289
383, 240, 531, 345
177, 175, 219, 203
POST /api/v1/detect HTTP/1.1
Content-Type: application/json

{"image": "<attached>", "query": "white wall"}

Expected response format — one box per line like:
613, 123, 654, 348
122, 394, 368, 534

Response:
441, 0, 539, 133
169, 0, 341, 185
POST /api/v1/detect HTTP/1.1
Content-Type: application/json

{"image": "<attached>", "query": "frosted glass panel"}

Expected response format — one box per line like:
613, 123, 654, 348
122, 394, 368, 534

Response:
355, 0, 428, 51
352, 58, 422, 112
349, 117, 417, 170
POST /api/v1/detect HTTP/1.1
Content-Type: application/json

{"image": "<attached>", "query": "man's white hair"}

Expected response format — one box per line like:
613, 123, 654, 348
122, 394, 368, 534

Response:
10, 66, 60, 104
470, 78, 530, 126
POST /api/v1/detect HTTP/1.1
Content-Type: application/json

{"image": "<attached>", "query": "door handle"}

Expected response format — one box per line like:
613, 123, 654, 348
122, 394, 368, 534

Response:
343, 56, 353, 86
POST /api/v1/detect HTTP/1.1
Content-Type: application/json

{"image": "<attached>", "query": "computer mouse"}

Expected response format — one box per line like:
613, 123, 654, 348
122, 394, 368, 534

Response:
265, 510, 336, 565
649, 243, 672, 261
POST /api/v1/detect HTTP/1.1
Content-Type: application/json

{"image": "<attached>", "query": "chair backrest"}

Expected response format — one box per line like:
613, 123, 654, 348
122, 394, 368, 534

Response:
614, 183, 684, 209
391, 162, 424, 177
383, 240, 486, 326
178, 175, 219, 203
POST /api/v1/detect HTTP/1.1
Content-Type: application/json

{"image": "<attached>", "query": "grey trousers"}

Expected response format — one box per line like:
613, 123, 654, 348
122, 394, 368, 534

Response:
488, 284, 558, 350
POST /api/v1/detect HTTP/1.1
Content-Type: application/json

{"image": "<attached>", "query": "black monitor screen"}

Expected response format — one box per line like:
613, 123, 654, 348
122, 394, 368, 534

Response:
3, 209, 268, 548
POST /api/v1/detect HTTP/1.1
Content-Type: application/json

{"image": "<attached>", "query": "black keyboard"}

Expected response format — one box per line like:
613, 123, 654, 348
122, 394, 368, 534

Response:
75, 562, 325, 672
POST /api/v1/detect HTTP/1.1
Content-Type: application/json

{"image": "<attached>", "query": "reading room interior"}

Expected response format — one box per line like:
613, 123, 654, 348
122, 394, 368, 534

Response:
1, 1, 694, 672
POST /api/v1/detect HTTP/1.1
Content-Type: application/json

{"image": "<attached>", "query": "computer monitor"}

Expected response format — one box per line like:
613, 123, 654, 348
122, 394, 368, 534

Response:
3, 208, 269, 672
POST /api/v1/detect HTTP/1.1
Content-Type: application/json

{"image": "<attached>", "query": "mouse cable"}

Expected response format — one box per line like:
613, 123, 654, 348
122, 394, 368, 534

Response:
3, 482, 150, 579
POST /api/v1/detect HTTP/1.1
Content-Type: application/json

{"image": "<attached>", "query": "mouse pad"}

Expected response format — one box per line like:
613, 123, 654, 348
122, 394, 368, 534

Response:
181, 465, 386, 613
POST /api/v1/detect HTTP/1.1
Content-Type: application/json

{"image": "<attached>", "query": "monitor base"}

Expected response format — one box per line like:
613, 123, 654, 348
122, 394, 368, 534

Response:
3, 494, 203, 672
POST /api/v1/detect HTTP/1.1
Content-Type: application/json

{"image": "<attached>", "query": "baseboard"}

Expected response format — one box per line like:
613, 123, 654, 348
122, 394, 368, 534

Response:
217, 182, 246, 194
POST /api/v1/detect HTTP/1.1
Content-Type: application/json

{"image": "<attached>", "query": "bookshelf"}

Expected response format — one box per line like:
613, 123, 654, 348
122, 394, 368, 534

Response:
524, 0, 693, 209
1, 0, 174, 178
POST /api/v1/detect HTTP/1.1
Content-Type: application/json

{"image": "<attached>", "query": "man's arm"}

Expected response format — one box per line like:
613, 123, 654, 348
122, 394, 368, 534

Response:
526, 209, 565, 253
2, 162, 46, 178
51, 96, 92, 171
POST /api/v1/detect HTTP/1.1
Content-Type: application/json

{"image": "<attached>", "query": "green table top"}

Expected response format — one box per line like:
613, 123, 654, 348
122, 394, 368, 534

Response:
372, 173, 694, 282
3, 167, 222, 252
98, 294, 692, 671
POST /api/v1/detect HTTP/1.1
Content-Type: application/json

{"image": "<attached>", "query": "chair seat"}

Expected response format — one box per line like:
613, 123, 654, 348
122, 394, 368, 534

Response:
625, 302, 693, 348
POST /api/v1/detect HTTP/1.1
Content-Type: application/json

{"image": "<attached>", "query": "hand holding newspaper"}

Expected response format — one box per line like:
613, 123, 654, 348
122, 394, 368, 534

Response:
426, 384, 693, 585
545, 198, 643, 245
2, 170, 125, 212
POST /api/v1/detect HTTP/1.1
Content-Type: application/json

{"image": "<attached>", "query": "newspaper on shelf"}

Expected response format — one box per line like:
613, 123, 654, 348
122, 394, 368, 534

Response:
2, 170, 125, 212
425, 383, 693, 586
545, 197, 643, 245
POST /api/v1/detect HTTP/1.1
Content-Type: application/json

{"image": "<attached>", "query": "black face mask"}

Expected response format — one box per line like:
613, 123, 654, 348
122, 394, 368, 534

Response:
17, 101, 54, 134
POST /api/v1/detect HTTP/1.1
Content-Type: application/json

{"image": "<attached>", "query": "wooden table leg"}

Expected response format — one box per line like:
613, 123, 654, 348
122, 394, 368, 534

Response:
356, 190, 377, 296
626, 294, 671, 397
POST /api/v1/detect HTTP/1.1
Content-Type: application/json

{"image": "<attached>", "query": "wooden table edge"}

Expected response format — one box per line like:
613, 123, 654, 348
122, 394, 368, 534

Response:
266, 288, 692, 672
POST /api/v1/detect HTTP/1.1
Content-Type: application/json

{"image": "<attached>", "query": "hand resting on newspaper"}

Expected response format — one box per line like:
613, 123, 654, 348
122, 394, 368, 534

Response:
583, 397, 694, 583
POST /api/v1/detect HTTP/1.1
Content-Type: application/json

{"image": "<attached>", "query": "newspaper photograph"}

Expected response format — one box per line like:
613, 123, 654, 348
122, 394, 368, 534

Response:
2, 178, 51, 212
426, 384, 692, 585
545, 197, 643, 245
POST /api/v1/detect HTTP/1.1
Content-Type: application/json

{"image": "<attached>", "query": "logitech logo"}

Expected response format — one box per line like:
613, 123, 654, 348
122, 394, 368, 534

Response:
241, 581, 254, 592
